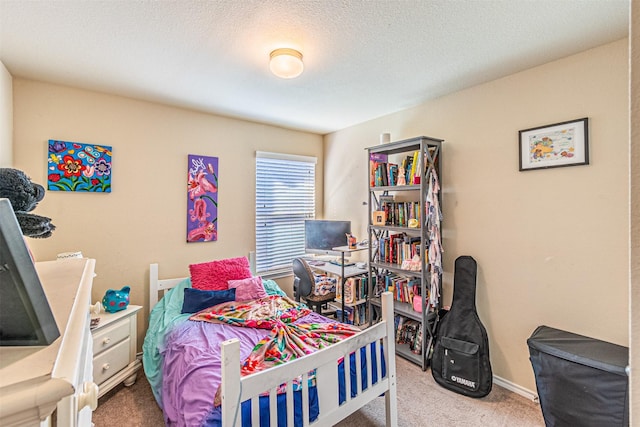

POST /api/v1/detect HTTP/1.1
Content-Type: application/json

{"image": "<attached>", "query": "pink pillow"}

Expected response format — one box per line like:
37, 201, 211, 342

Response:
189, 257, 252, 291
228, 276, 267, 301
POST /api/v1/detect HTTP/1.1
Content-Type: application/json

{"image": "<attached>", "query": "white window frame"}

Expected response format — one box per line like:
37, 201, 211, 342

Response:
255, 151, 316, 277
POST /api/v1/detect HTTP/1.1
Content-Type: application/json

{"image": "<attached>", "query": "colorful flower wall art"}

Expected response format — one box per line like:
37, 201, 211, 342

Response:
47, 140, 112, 192
187, 154, 218, 242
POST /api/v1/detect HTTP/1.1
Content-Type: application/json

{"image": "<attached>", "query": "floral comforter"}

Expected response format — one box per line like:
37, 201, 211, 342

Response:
190, 295, 360, 406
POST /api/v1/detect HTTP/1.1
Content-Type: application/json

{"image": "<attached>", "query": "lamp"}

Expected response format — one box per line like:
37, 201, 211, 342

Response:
269, 48, 304, 79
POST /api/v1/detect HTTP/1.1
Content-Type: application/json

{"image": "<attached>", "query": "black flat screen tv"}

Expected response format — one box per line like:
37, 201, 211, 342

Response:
304, 219, 351, 255
0, 198, 60, 346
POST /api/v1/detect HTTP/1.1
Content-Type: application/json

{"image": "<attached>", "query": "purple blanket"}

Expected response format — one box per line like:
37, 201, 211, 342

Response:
161, 311, 331, 427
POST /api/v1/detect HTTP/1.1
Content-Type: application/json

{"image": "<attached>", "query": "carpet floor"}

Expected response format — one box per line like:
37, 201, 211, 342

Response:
93, 356, 545, 426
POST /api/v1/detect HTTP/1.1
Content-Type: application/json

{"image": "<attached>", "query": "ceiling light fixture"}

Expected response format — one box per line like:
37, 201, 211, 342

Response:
269, 48, 304, 79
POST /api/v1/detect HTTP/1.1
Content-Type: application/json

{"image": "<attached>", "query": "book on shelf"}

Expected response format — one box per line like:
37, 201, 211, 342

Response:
401, 155, 413, 185
409, 151, 419, 184
380, 201, 421, 226
413, 151, 422, 185
387, 276, 419, 304
375, 271, 428, 304
333, 303, 369, 326
393, 314, 423, 355
394, 316, 404, 340
343, 277, 355, 304
335, 305, 354, 325
371, 148, 438, 189
377, 233, 423, 267
370, 153, 388, 187
386, 163, 398, 186
335, 276, 368, 304
375, 163, 387, 186
353, 304, 367, 325
372, 152, 425, 188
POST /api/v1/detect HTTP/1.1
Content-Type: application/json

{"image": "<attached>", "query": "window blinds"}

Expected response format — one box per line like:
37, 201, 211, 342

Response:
255, 152, 316, 274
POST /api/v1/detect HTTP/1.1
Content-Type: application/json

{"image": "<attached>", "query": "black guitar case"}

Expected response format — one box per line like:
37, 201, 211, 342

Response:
431, 256, 492, 397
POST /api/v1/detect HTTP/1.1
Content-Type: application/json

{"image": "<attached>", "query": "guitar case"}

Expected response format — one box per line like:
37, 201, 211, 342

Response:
431, 255, 492, 397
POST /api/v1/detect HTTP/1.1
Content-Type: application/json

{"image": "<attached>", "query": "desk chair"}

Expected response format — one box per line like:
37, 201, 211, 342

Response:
292, 258, 336, 316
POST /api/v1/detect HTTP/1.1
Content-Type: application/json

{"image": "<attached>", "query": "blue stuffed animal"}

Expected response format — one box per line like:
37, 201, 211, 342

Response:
102, 286, 130, 313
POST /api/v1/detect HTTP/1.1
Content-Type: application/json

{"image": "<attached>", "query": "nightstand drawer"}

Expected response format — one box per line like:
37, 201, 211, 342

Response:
92, 319, 129, 355
93, 338, 130, 385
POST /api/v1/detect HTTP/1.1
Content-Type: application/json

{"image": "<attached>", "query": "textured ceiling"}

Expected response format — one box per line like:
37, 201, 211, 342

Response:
0, 1, 630, 134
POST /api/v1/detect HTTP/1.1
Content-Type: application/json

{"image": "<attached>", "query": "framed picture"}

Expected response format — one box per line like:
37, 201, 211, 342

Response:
372, 210, 386, 226
518, 117, 589, 171
47, 140, 112, 192
187, 154, 218, 242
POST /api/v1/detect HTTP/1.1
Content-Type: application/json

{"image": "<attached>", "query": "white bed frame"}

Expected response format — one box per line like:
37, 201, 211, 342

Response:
149, 263, 398, 427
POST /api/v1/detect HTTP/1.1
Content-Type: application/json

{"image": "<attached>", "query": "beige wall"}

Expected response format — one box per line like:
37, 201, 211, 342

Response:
12, 79, 323, 347
325, 39, 629, 394
630, 0, 638, 423
7, 35, 633, 404
0, 61, 12, 166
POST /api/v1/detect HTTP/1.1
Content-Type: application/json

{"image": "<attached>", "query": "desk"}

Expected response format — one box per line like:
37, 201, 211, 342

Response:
309, 245, 368, 323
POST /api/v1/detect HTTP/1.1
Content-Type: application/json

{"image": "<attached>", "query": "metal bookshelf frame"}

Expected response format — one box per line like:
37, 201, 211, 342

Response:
366, 136, 443, 371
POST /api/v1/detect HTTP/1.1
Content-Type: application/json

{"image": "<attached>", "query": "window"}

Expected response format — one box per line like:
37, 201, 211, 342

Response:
255, 151, 316, 275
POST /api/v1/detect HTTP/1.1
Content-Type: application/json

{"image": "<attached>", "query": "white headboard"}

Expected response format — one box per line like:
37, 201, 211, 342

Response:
149, 253, 258, 310
149, 263, 188, 310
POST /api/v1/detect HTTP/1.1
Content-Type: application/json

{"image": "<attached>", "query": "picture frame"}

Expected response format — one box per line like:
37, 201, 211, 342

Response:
372, 210, 386, 226
47, 140, 112, 192
187, 154, 218, 242
518, 117, 589, 171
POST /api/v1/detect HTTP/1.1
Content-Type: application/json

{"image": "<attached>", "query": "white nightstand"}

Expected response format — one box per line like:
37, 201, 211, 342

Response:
0, 259, 97, 427
91, 304, 142, 398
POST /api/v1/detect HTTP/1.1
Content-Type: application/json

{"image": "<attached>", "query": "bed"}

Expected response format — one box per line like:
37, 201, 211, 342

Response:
143, 261, 398, 427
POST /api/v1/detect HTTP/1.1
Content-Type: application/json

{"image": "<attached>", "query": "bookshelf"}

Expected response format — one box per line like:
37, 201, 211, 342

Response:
367, 136, 443, 371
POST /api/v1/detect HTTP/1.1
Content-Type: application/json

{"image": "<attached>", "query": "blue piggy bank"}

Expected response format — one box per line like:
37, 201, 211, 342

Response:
102, 286, 130, 313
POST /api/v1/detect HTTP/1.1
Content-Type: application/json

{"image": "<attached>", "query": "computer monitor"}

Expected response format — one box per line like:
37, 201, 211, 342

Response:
0, 198, 60, 346
304, 219, 351, 256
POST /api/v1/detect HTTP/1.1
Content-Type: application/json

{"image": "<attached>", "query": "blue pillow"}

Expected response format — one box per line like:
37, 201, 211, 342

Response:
181, 287, 236, 314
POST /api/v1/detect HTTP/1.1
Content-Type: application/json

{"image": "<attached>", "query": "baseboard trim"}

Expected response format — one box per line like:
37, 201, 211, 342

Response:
493, 375, 539, 402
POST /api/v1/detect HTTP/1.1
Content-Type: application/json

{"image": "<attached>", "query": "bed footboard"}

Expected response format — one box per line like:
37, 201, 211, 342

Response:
221, 292, 397, 427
